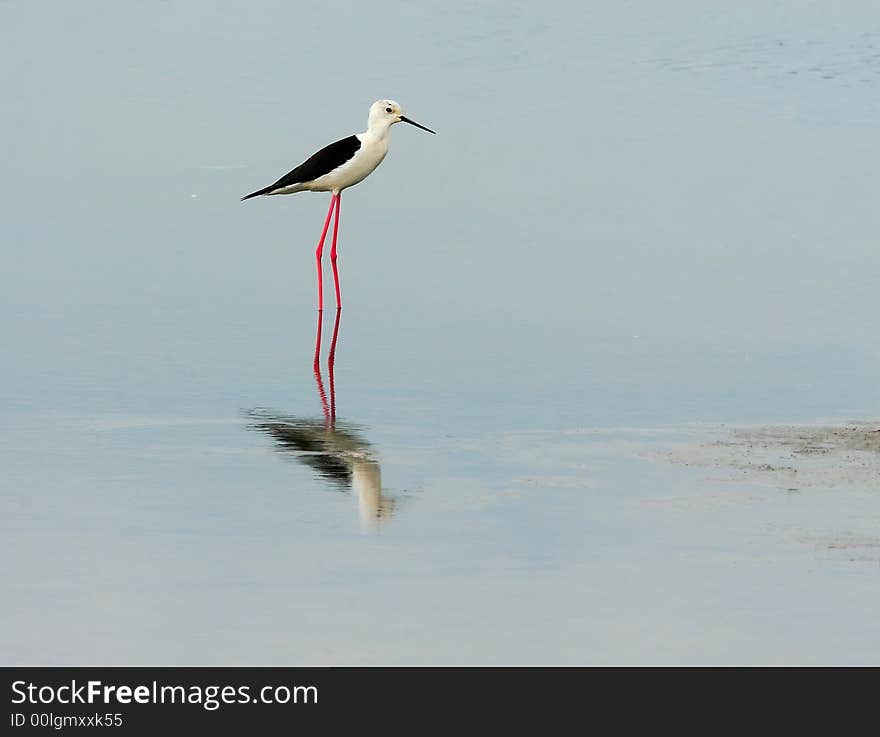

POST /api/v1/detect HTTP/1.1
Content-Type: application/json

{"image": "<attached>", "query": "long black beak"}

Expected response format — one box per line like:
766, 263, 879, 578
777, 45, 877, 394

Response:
399, 116, 436, 134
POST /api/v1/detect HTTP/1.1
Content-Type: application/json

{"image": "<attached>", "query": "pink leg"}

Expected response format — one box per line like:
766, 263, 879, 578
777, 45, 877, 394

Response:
330, 193, 342, 310
312, 308, 323, 374
314, 195, 338, 312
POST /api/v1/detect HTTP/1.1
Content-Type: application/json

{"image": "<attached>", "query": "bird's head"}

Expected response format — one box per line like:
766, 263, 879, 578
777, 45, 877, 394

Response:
368, 99, 436, 134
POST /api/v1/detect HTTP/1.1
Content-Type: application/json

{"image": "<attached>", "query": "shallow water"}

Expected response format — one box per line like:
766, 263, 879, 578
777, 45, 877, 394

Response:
2, 1, 880, 664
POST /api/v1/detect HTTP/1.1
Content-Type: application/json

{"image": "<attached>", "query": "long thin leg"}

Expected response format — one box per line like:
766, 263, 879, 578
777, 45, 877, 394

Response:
312, 308, 323, 374
330, 192, 342, 310
314, 194, 338, 312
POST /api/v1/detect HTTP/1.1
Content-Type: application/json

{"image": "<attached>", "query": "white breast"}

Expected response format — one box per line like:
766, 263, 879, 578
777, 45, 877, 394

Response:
306, 135, 389, 193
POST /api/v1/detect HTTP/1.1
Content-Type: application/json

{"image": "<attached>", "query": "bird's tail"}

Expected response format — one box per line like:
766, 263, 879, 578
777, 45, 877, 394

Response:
240, 186, 273, 201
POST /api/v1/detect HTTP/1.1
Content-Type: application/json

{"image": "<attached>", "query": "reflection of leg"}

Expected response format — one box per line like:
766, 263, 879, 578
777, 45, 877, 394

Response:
330, 193, 342, 310
312, 309, 323, 373
328, 308, 342, 423
313, 311, 330, 424
314, 194, 338, 312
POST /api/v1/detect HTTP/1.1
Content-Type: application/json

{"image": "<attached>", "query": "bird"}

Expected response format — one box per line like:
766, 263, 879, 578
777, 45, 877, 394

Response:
241, 99, 435, 311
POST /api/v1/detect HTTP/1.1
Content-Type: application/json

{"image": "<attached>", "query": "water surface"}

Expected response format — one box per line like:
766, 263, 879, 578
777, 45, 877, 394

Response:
2, 1, 880, 664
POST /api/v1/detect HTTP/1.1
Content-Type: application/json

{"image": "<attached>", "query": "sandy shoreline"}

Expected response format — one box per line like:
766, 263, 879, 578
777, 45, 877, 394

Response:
658, 421, 880, 489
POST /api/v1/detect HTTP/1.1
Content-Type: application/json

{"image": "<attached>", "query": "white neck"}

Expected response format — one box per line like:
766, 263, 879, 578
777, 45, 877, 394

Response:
364, 116, 393, 141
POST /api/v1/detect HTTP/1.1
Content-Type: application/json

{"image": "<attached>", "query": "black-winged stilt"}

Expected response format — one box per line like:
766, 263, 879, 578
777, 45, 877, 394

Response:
241, 100, 435, 311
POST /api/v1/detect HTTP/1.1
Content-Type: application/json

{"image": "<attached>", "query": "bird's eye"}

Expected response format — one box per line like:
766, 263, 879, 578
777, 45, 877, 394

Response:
385, 107, 393, 113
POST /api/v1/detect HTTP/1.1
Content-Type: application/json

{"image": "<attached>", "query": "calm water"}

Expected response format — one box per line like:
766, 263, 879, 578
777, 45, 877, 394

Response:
2, 1, 880, 664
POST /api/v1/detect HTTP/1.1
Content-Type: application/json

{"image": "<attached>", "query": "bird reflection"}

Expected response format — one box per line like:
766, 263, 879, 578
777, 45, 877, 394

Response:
247, 310, 395, 528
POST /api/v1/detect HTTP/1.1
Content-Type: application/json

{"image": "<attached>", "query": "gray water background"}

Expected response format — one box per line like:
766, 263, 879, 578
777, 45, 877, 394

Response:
2, 1, 879, 664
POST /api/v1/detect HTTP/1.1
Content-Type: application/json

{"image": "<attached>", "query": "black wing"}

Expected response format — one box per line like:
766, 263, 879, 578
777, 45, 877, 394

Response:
241, 135, 361, 200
